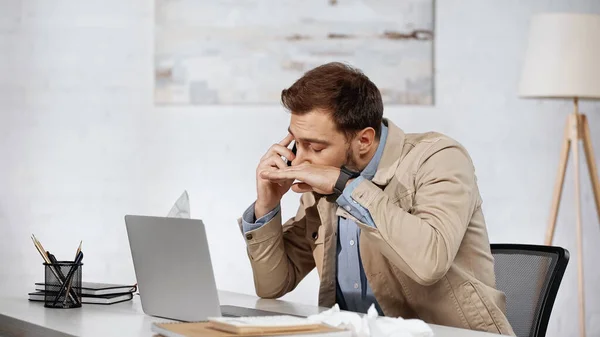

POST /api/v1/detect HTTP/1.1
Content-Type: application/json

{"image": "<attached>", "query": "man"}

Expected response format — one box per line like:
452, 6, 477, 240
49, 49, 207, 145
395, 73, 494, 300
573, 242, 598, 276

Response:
238, 62, 515, 335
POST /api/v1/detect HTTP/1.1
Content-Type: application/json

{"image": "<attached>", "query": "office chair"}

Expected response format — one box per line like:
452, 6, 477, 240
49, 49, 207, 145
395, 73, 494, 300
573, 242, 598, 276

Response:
491, 244, 569, 337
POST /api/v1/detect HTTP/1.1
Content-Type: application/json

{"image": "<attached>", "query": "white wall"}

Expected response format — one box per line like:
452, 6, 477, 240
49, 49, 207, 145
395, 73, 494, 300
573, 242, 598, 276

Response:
1, 0, 600, 335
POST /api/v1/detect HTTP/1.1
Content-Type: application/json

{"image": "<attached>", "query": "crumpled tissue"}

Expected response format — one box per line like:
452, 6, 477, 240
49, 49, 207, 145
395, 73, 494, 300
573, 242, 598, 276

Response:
306, 304, 434, 337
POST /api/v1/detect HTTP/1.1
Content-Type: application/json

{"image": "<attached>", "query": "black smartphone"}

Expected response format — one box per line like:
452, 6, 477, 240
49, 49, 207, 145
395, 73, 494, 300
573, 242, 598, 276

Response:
288, 141, 297, 166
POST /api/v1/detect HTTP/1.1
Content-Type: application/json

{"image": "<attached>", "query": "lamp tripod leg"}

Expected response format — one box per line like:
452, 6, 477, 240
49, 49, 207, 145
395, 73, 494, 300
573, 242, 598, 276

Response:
546, 115, 572, 245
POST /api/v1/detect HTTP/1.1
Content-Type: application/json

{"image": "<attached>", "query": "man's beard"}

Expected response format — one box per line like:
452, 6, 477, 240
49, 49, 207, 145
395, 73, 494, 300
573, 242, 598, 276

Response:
343, 146, 359, 171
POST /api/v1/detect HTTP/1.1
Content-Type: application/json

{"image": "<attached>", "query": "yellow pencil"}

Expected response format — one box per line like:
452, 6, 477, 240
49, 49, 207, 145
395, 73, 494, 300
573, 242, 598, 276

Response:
32, 234, 47, 256
31, 236, 50, 264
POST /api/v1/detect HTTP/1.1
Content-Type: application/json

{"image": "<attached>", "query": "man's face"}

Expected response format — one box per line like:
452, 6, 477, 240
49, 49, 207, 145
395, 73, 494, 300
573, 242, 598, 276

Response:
288, 110, 358, 169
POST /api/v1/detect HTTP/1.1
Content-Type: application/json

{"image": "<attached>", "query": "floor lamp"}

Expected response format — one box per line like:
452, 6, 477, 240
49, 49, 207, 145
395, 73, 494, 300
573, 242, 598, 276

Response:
519, 13, 600, 337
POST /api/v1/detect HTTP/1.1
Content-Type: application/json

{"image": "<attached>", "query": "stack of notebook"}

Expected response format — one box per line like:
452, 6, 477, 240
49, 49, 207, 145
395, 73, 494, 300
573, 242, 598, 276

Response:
29, 282, 137, 305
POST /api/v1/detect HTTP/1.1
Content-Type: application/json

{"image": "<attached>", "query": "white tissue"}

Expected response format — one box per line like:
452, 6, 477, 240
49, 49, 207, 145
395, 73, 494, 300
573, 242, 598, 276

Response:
167, 190, 191, 218
307, 304, 434, 337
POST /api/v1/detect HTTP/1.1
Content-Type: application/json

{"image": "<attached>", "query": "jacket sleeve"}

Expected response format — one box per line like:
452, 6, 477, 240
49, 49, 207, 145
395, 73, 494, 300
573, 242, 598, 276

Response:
241, 202, 280, 232
350, 142, 478, 286
237, 194, 317, 298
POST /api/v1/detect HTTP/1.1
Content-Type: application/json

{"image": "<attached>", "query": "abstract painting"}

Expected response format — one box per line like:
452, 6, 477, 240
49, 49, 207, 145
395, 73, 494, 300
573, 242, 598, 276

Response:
154, 0, 434, 105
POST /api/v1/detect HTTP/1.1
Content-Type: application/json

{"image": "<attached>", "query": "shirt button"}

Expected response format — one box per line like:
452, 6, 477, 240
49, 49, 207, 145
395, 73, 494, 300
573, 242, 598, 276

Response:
354, 283, 359, 289
349, 239, 355, 246
344, 205, 352, 212
352, 199, 358, 204
246, 233, 253, 240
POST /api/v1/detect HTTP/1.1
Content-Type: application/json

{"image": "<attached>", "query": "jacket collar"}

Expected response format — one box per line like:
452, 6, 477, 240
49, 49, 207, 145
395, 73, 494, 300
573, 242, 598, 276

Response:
372, 118, 406, 186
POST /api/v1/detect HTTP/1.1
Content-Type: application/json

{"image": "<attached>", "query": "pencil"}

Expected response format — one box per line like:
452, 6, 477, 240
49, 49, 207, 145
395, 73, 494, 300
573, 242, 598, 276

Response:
31, 236, 50, 263
75, 240, 82, 258
32, 235, 48, 257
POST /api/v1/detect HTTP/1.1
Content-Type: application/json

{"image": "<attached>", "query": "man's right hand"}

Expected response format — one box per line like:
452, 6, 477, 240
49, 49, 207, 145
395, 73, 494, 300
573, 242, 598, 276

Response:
255, 134, 296, 219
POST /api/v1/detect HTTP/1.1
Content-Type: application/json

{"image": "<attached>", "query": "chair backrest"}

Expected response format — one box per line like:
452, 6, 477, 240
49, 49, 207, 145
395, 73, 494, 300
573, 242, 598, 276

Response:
491, 244, 569, 337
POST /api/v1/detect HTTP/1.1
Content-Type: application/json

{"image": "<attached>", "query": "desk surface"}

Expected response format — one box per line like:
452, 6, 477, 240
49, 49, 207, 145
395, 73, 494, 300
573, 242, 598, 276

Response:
0, 286, 501, 337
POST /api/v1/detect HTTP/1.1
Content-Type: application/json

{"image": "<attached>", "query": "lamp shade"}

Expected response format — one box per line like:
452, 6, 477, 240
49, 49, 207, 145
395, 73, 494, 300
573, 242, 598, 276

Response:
519, 13, 600, 99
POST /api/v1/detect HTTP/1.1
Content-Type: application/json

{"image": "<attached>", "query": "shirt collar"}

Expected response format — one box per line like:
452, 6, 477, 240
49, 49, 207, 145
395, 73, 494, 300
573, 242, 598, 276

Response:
360, 123, 388, 180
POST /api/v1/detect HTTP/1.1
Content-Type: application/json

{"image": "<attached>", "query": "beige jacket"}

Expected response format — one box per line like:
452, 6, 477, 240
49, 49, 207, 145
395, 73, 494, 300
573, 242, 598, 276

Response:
238, 119, 515, 336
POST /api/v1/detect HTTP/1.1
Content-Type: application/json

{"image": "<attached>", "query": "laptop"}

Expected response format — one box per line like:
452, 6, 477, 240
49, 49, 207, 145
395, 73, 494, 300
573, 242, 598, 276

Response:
124, 215, 288, 321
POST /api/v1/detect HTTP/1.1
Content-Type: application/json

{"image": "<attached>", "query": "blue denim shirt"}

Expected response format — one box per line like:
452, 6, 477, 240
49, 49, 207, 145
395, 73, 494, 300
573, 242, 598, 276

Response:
242, 124, 388, 314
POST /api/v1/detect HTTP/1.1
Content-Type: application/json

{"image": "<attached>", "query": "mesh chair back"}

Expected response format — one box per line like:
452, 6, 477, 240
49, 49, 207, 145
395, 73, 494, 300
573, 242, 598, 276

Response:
491, 244, 569, 337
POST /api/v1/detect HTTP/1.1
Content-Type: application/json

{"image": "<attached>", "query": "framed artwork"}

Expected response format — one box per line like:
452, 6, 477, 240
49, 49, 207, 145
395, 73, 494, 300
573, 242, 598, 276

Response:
154, 0, 434, 105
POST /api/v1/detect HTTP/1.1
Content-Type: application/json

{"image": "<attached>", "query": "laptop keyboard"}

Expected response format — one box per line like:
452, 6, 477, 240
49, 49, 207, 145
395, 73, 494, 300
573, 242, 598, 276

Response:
220, 305, 303, 318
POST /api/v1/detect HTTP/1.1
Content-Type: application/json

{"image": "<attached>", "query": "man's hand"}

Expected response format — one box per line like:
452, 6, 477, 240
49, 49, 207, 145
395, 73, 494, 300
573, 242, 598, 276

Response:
260, 164, 341, 195
255, 134, 296, 219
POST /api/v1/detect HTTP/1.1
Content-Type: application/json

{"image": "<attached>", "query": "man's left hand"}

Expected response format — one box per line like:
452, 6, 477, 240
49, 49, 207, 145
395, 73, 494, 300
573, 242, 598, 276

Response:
259, 164, 341, 195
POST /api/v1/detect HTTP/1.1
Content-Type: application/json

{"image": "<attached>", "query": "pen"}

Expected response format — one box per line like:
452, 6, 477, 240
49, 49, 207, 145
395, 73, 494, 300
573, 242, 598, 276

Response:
52, 251, 84, 306
46, 252, 66, 279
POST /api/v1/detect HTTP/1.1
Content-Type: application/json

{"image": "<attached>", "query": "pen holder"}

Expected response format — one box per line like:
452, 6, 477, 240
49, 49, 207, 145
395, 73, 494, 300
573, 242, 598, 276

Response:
43, 261, 83, 309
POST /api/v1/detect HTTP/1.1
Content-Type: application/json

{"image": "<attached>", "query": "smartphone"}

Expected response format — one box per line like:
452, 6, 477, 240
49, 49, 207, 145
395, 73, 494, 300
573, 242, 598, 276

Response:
287, 141, 297, 166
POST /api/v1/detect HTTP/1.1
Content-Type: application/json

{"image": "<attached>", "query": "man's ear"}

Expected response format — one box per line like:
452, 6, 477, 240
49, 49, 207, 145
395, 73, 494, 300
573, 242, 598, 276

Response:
356, 127, 376, 155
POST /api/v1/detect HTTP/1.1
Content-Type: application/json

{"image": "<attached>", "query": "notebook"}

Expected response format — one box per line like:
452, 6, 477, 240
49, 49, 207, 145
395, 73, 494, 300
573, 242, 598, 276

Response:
34, 282, 137, 296
207, 316, 323, 334
28, 291, 133, 305
151, 319, 351, 337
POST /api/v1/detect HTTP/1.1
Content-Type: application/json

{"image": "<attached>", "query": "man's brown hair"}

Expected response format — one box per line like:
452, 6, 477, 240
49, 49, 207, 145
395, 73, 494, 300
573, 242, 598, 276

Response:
281, 62, 384, 139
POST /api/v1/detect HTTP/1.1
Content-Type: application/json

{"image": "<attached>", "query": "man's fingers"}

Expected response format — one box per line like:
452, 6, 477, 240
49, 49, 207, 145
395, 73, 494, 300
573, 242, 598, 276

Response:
261, 156, 287, 170
261, 144, 295, 162
278, 133, 294, 146
261, 175, 293, 186
260, 169, 297, 181
291, 183, 313, 193
258, 168, 291, 186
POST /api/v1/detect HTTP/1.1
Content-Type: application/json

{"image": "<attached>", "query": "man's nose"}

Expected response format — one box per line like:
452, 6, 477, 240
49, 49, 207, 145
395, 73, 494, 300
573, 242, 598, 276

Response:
292, 149, 310, 165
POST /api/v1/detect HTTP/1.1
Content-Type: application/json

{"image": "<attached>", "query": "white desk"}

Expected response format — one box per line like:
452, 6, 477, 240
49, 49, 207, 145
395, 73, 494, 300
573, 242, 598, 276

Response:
0, 286, 501, 337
